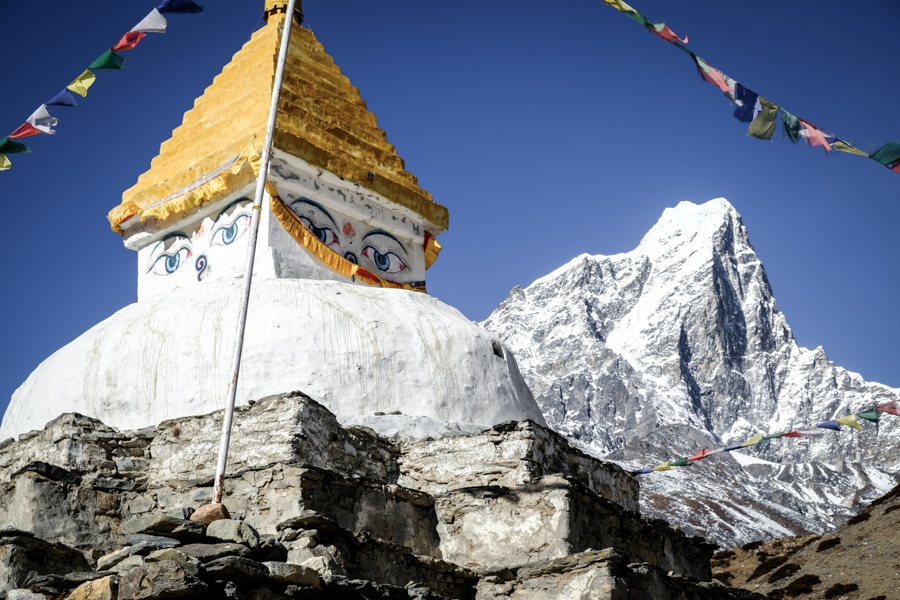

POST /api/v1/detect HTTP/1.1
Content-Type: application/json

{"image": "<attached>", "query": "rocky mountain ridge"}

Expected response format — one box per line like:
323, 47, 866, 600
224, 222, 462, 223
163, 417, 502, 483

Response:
482, 198, 900, 547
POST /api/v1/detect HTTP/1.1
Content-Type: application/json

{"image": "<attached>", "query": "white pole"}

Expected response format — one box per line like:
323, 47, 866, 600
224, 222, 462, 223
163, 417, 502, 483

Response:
212, 0, 300, 504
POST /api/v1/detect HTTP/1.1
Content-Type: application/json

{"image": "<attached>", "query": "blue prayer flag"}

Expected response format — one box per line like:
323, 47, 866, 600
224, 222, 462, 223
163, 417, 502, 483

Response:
46, 89, 78, 107
733, 84, 758, 123
157, 0, 204, 14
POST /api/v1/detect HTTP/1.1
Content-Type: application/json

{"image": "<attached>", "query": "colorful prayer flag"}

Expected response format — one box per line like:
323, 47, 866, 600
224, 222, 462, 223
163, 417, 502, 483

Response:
26, 105, 57, 134
8, 123, 40, 139
132, 9, 168, 33
88, 50, 125, 70
0, 155, 10, 171
634, 468, 653, 475
782, 109, 801, 143
748, 97, 778, 140
724, 443, 743, 452
870, 142, 900, 166
603, 0, 639, 15
692, 56, 731, 95
799, 119, 832, 152
0, 137, 30, 154
832, 138, 867, 156
733, 84, 758, 123
836, 415, 863, 430
671, 457, 691, 467
779, 431, 802, 438
688, 448, 716, 461
796, 428, 826, 436
649, 22, 687, 44
113, 31, 147, 52
652, 462, 673, 472
817, 420, 841, 431
67, 70, 96, 97
856, 411, 880, 423
876, 401, 900, 416
157, 0, 204, 14
46, 89, 78, 107
741, 433, 765, 447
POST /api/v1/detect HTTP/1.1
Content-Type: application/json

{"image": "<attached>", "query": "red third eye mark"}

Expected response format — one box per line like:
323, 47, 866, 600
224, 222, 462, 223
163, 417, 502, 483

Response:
343, 222, 356, 238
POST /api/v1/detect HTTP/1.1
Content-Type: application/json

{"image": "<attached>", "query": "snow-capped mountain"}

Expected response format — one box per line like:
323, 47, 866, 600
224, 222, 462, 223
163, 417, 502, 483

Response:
482, 198, 900, 547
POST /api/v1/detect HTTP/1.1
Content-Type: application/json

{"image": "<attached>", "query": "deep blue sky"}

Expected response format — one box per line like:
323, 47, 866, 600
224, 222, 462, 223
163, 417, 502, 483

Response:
1, 1, 898, 423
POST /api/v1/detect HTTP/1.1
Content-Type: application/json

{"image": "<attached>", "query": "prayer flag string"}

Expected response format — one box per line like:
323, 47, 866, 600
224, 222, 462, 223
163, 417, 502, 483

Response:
600, 0, 900, 176
0, 1, 204, 172
633, 400, 900, 475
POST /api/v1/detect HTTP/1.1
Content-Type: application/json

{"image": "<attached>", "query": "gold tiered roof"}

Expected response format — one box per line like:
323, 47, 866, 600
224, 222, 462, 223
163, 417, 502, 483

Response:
109, 5, 447, 234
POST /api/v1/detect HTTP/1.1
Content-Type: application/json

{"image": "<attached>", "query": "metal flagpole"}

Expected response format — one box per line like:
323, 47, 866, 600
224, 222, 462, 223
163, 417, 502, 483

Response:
212, 0, 300, 505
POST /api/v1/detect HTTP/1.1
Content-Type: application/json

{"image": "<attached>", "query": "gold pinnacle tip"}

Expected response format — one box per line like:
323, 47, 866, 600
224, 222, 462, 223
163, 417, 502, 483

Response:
264, 0, 303, 23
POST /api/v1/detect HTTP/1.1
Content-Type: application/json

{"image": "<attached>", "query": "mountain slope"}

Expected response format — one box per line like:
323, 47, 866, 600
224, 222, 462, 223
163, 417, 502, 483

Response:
482, 198, 899, 547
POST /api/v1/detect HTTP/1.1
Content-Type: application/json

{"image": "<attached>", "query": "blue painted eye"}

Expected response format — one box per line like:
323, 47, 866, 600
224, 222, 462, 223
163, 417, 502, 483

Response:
212, 213, 251, 246
299, 216, 340, 247
362, 245, 407, 274
148, 245, 192, 276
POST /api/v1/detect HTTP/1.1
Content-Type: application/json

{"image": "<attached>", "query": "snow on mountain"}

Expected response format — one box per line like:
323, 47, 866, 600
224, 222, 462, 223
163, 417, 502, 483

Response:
482, 198, 900, 547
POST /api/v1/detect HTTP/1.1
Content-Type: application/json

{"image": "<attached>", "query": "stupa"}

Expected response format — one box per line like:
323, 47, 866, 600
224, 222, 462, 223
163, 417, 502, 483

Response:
0, 1, 543, 440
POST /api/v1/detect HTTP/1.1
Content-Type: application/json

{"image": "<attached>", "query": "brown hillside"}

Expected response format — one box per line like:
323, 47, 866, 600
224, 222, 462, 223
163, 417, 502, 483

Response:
712, 483, 900, 600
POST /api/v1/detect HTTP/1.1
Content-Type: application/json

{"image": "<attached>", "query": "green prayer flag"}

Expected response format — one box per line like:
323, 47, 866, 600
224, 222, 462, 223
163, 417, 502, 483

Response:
856, 410, 881, 423
0, 137, 30, 154
782, 109, 801, 143
870, 142, 900, 165
88, 50, 125, 70
761, 433, 782, 441
670, 457, 691, 467
748, 98, 778, 140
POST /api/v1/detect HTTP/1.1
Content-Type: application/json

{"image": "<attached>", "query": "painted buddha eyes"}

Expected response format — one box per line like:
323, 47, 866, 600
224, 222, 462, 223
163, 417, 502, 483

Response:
360, 230, 408, 274
298, 216, 340, 247
212, 211, 251, 247
148, 244, 192, 275
361, 245, 407, 273
286, 197, 412, 278
290, 198, 341, 249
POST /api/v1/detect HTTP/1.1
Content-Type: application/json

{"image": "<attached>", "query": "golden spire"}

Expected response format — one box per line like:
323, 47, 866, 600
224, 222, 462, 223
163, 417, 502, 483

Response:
109, 3, 448, 237
264, 0, 303, 23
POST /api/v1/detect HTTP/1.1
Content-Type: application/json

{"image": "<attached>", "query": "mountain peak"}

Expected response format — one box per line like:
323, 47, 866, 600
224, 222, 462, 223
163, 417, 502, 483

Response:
637, 198, 742, 261
483, 198, 900, 548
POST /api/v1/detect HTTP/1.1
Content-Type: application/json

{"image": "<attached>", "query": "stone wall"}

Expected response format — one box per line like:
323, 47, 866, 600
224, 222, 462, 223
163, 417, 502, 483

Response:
0, 390, 758, 599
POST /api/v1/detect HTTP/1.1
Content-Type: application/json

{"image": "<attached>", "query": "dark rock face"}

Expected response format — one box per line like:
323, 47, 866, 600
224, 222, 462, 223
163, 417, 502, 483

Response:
0, 391, 760, 599
482, 199, 900, 547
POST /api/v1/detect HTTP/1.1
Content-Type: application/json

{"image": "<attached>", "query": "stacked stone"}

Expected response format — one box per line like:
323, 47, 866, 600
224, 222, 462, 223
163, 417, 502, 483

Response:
2, 508, 469, 599
0, 392, 763, 600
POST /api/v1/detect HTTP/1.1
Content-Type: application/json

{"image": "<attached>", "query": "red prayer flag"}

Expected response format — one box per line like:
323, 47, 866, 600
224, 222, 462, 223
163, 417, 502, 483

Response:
888, 162, 900, 174
693, 57, 731, 95
688, 448, 711, 461
876, 401, 900, 416
113, 31, 147, 51
799, 119, 832, 152
651, 23, 688, 44
8, 123, 40, 139
779, 431, 802, 438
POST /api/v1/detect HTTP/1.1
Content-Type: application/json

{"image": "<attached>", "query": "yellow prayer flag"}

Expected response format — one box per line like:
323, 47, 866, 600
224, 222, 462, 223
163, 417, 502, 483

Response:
603, 0, 639, 14
67, 70, 97, 97
832, 140, 868, 157
836, 415, 863, 430
742, 433, 765, 447
0, 155, 11, 171
652, 462, 673, 471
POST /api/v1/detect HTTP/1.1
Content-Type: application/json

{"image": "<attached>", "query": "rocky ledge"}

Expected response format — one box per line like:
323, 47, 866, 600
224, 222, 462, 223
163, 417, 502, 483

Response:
0, 391, 762, 599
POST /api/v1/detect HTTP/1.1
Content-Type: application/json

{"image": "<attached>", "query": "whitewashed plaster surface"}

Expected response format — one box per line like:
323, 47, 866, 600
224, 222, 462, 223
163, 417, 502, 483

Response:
0, 279, 543, 440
